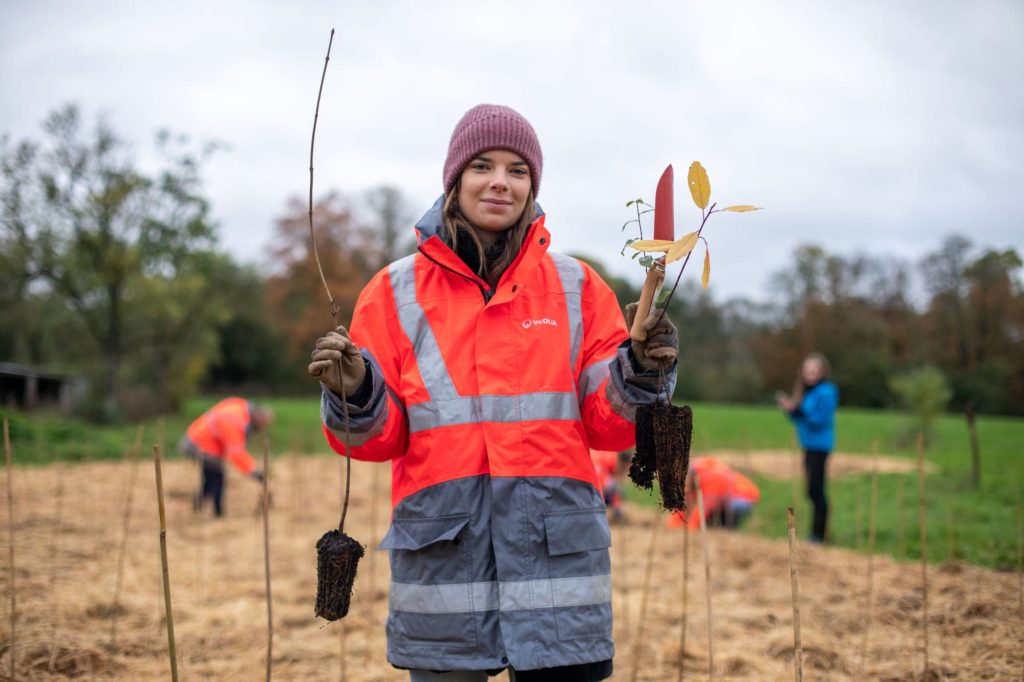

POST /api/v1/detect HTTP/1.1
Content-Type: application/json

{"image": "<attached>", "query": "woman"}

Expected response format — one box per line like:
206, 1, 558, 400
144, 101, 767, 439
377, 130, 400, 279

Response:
309, 104, 678, 681
776, 353, 839, 543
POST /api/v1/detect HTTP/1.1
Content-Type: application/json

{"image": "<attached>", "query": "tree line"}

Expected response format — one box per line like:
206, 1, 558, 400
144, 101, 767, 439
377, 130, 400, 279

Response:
3, 105, 1022, 420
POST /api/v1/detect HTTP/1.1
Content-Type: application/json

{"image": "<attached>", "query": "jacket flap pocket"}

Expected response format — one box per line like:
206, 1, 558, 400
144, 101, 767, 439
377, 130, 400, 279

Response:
379, 514, 471, 551
544, 509, 611, 556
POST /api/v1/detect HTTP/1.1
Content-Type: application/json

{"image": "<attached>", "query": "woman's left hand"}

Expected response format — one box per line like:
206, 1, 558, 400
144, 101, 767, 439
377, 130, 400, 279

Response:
625, 302, 678, 371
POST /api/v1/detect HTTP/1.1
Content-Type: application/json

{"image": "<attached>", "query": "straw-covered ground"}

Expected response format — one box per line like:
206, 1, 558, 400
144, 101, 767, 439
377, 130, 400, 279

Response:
1, 452, 1021, 680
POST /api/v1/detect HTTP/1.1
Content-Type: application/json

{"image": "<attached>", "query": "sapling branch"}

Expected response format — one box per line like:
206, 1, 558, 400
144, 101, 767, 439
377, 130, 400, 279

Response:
306, 28, 354, 535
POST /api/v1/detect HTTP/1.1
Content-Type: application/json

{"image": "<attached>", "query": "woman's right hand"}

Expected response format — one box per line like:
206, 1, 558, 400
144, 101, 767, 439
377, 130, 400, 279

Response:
308, 326, 367, 398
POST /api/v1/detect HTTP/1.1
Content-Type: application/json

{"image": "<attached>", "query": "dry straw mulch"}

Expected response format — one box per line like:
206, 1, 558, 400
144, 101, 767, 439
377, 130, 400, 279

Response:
0, 452, 1020, 680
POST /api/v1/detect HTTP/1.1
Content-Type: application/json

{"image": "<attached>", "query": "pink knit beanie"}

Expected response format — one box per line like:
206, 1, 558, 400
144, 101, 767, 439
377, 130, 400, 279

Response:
443, 104, 543, 197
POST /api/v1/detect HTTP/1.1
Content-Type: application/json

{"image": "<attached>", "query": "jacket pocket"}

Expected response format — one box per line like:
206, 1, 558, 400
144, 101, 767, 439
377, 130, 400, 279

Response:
543, 508, 613, 641
380, 513, 478, 650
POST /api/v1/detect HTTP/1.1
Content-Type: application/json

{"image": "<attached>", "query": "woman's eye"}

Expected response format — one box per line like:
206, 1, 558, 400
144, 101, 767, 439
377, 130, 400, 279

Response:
472, 162, 489, 171
511, 168, 528, 176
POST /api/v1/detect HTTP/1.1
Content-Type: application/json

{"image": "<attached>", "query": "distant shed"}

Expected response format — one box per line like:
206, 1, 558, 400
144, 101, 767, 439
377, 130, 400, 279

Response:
0, 362, 81, 412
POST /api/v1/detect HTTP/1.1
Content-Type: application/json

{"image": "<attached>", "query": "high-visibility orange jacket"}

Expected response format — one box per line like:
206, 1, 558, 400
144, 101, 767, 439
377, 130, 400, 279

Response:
321, 199, 674, 672
673, 457, 760, 530
184, 397, 257, 475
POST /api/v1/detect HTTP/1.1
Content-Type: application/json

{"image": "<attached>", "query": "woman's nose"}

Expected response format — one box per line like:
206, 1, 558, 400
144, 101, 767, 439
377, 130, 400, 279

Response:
489, 172, 508, 191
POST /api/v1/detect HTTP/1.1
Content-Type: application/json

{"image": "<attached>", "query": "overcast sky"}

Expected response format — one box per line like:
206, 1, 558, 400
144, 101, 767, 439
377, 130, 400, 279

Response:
2, 1, 1022, 302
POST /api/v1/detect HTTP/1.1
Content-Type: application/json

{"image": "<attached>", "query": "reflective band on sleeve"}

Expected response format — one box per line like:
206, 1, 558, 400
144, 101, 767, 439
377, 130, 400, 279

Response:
577, 358, 612, 405
550, 254, 584, 373
389, 574, 611, 614
389, 256, 459, 400
407, 391, 580, 433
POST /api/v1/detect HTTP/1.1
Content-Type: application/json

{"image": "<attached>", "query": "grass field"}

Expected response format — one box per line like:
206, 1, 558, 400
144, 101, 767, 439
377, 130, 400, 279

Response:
3, 397, 1022, 568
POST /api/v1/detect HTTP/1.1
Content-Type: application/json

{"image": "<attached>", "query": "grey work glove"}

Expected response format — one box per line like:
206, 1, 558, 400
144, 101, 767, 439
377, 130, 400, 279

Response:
250, 468, 265, 484
308, 326, 368, 399
624, 302, 679, 372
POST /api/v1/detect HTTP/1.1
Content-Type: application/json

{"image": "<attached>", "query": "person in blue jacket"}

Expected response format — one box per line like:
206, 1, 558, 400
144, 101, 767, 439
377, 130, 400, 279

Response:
776, 352, 839, 542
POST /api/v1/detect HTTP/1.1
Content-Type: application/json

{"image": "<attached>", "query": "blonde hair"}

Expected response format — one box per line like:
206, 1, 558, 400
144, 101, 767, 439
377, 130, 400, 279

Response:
442, 181, 536, 286
791, 352, 831, 404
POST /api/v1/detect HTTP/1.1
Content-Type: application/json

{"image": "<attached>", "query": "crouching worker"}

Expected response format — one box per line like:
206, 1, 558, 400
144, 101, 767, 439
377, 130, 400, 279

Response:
591, 449, 632, 524
668, 456, 760, 530
177, 397, 273, 517
309, 104, 678, 681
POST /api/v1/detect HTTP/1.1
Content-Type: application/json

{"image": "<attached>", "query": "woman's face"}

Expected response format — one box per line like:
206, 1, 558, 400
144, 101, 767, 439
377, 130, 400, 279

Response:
457, 149, 531, 243
802, 358, 825, 385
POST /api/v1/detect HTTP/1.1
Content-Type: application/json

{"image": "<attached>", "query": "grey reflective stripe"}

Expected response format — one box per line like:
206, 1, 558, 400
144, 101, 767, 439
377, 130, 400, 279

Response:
550, 254, 584, 373
407, 392, 580, 433
388, 255, 459, 400
500, 574, 612, 611
390, 580, 499, 614
390, 574, 611, 614
390, 252, 584, 432
578, 358, 611, 404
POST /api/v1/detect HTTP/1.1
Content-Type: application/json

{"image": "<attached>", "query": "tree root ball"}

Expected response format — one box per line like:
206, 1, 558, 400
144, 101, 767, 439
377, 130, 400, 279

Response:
315, 529, 365, 621
630, 403, 693, 512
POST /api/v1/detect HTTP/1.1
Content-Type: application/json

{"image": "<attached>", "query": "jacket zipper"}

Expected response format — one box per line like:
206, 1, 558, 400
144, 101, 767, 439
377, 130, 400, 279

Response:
418, 246, 494, 303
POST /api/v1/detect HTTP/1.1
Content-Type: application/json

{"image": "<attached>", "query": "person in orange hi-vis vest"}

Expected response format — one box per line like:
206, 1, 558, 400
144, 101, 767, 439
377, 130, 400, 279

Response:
591, 449, 631, 524
667, 456, 761, 531
308, 104, 679, 681
177, 397, 273, 517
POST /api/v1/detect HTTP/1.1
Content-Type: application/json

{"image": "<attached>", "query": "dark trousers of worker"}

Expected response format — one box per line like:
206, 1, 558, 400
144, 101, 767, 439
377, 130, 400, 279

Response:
197, 460, 226, 517
804, 449, 829, 541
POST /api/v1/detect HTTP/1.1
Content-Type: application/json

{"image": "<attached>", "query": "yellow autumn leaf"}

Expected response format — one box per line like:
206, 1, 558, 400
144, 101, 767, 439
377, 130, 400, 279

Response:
721, 205, 762, 212
629, 239, 674, 252
664, 231, 698, 265
701, 246, 711, 289
687, 161, 711, 209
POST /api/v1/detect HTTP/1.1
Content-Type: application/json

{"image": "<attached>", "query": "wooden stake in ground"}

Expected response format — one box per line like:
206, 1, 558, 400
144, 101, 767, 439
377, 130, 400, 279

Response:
787, 507, 803, 682
262, 437, 273, 682
1016, 500, 1022, 682
48, 463, 67, 673
4, 417, 16, 682
629, 509, 662, 682
965, 406, 981, 488
859, 438, 879, 673
695, 474, 714, 680
946, 496, 955, 562
897, 477, 907, 561
678, 513, 690, 682
790, 437, 800, 513
916, 433, 929, 679
618, 519, 630, 638
153, 445, 179, 682
111, 424, 144, 647
854, 479, 864, 551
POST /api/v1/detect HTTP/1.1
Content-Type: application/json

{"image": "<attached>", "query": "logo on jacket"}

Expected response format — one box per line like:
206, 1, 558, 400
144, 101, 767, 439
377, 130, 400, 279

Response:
522, 318, 558, 329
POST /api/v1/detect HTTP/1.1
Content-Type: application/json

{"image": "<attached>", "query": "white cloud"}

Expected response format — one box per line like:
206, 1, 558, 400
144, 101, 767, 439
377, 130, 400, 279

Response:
2, 0, 1021, 301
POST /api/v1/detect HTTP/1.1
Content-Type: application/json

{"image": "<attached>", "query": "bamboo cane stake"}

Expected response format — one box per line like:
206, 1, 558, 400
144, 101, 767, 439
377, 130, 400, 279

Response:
630, 509, 662, 682
369, 462, 380, 602
946, 496, 955, 562
787, 507, 803, 682
262, 437, 273, 682
790, 437, 800, 514
678, 514, 690, 682
153, 445, 179, 682
854, 480, 864, 551
916, 433, 929, 679
695, 476, 714, 680
4, 417, 16, 681
897, 477, 907, 561
338, 457, 347, 682
47, 463, 66, 672
111, 424, 144, 647
859, 438, 879, 673
618, 514, 630, 637
1016, 499, 1022, 682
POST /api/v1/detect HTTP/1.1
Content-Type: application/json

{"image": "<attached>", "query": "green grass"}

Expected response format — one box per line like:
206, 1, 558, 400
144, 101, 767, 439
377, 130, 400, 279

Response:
3, 398, 1022, 568
623, 401, 1024, 570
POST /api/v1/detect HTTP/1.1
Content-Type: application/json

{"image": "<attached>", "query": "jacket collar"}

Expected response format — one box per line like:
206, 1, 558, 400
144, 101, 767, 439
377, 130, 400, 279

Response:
414, 195, 549, 295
